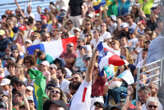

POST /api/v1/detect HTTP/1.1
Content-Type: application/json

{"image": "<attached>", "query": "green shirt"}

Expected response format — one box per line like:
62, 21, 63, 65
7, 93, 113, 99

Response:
37, 54, 53, 64
139, 0, 154, 15
107, 0, 118, 16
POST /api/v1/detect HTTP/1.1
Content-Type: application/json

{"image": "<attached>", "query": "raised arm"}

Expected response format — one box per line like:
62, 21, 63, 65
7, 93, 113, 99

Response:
14, 0, 25, 17
85, 49, 97, 82
8, 86, 13, 110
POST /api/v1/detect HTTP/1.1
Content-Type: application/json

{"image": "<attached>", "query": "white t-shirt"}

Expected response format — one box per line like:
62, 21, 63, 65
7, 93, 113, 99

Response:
90, 38, 100, 49
108, 23, 117, 34
99, 31, 112, 41
60, 79, 70, 94
25, 12, 35, 19
70, 80, 92, 110
128, 38, 138, 49
56, 0, 69, 11
35, 12, 41, 21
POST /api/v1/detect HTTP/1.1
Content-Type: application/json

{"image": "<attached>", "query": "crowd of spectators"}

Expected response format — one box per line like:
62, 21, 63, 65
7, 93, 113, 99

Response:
0, 0, 163, 110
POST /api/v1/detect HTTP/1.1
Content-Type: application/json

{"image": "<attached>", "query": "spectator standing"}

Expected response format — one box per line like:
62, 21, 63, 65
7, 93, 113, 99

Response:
68, 0, 84, 27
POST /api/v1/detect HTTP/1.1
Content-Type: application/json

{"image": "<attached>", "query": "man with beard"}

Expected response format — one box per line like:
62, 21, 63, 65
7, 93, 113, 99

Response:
60, 43, 77, 70
69, 49, 97, 110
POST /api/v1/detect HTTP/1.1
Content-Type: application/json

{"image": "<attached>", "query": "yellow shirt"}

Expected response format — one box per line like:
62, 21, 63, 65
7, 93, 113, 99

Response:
10, 30, 14, 38
139, 0, 154, 15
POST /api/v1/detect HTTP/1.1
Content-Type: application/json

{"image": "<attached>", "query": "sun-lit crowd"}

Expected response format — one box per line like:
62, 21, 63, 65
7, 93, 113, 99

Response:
0, 0, 163, 110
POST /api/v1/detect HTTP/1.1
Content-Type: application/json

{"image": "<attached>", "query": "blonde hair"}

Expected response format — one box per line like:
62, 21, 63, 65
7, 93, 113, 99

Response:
121, 47, 134, 64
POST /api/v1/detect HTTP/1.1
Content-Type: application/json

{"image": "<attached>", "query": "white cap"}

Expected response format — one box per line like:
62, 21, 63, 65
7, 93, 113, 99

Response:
73, 27, 81, 32
25, 39, 32, 44
26, 86, 33, 91
41, 61, 50, 67
121, 23, 129, 28
110, 15, 117, 21
50, 64, 57, 69
0, 78, 10, 86
27, 96, 34, 101
88, 13, 94, 18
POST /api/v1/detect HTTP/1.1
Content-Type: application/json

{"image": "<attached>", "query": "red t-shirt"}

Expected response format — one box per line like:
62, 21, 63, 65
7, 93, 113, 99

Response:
91, 76, 106, 97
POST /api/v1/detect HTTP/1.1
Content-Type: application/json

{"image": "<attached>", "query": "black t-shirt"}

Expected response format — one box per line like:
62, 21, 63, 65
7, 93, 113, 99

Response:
69, 0, 83, 16
146, 20, 157, 31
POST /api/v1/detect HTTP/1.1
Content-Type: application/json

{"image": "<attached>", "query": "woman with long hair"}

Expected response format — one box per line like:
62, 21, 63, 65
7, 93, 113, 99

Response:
120, 47, 134, 64
48, 87, 67, 104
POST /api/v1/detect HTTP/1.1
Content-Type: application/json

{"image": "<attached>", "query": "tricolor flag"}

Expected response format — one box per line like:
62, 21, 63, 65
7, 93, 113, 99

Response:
93, 0, 106, 13
27, 37, 77, 59
97, 42, 125, 72
93, 0, 113, 13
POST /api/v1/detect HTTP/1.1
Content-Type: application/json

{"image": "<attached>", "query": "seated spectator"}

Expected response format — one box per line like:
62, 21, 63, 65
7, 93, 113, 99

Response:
36, 50, 53, 65
60, 43, 77, 70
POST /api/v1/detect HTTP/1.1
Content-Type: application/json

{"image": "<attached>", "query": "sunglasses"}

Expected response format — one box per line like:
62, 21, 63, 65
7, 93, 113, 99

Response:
50, 90, 60, 94
148, 105, 158, 108
24, 61, 30, 64
85, 23, 91, 26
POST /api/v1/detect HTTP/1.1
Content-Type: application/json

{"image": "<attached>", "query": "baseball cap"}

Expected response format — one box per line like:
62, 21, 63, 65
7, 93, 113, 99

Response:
50, 64, 57, 70
73, 27, 81, 32
25, 39, 32, 44
27, 96, 34, 101
110, 15, 117, 21
94, 102, 105, 108
0, 78, 10, 86
41, 61, 50, 67
19, 26, 27, 31
120, 23, 129, 28
88, 13, 94, 18
67, 43, 74, 47
26, 86, 33, 91
0, 30, 5, 36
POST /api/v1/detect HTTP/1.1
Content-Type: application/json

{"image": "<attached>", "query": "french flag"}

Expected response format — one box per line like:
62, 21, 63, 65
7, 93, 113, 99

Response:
27, 37, 77, 59
97, 42, 125, 72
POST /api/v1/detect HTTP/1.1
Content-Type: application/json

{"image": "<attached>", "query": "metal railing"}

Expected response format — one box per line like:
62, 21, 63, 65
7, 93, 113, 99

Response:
136, 58, 164, 101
